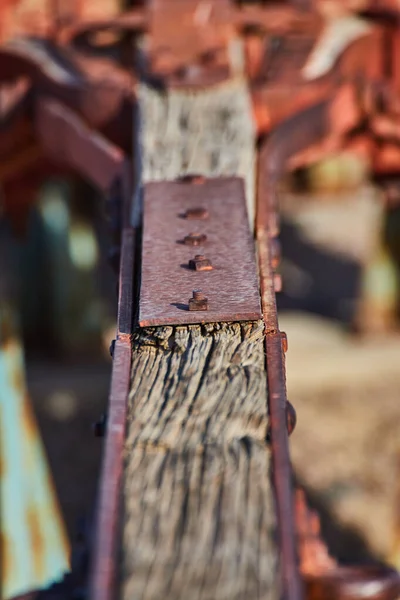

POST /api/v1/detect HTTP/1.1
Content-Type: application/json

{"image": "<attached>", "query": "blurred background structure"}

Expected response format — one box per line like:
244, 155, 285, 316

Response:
278, 156, 400, 568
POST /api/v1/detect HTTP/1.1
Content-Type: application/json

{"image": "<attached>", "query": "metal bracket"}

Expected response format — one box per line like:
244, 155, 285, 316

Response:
138, 176, 262, 327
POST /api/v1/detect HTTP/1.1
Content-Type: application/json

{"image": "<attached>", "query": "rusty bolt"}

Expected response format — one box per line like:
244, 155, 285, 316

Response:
189, 254, 213, 271
266, 400, 296, 442
189, 289, 208, 311
281, 331, 288, 353
183, 232, 207, 246
286, 401, 297, 436
183, 207, 209, 220
274, 273, 282, 293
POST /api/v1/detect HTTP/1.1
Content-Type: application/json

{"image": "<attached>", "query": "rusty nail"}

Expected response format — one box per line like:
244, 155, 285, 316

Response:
189, 289, 208, 311
274, 273, 282, 293
183, 207, 209, 220
183, 232, 207, 246
189, 254, 213, 271
281, 331, 288, 353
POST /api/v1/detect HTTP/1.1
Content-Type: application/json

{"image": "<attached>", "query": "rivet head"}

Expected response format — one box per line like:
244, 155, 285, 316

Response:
183, 232, 207, 246
183, 207, 209, 220
189, 289, 208, 311
188, 255, 213, 271
266, 400, 296, 441
286, 401, 297, 436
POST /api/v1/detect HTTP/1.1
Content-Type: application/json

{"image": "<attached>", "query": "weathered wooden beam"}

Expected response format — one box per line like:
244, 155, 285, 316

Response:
119, 79, 280, 599
123, 322, 279, 600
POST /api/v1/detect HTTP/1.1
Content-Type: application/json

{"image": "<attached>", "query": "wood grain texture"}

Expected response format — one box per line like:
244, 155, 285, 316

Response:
121, 79, 279, 600
137, 78, 257, 227
123, 323, 279, 600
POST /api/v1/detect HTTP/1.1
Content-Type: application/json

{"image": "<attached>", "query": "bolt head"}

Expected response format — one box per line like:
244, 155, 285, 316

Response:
189, 255, 213, 271
189, 290, 208, 310
183, 233, 207, 246
184, 207, 209, 220
286, 401, 297, 436
192, 289, 205, 300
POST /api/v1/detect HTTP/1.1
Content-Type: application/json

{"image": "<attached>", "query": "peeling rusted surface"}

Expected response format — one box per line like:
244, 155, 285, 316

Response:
139, 177, 262, 327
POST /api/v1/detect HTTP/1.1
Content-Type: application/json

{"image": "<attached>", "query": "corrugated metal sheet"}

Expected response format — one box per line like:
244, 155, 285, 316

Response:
0, 302, 70, 600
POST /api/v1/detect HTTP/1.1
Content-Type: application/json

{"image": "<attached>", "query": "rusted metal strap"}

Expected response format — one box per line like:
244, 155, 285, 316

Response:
88, 143, 135, 600
88, 338, 131, 600
117, 227, 135, 337
265, 333, 303, 600
256, 124, 306, 600
138, 176, 261, 327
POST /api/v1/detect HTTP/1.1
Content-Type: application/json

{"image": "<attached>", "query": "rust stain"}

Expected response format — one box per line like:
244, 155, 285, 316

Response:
21, 393, 36, 442
26, 506, 45, 580
1, 531, 14, 587
12, 362, 25, 396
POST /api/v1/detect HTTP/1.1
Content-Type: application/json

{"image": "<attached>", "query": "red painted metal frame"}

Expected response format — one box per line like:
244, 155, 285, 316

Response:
88, 173, 135, 600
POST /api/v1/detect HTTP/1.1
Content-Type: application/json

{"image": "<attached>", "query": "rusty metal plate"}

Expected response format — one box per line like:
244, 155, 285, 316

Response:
139, 177, 261, 327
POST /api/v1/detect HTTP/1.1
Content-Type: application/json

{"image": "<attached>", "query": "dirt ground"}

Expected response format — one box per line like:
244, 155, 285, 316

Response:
26, 360, 111, 540
281, 312, 400, 568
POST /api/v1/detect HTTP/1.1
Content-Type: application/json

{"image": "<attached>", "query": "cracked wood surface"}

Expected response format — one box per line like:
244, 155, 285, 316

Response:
121, 79, 279, 600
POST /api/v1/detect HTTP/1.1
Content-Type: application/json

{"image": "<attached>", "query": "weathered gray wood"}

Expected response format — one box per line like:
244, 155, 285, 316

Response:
137, 79, 256, 227
121, 78, 279, 600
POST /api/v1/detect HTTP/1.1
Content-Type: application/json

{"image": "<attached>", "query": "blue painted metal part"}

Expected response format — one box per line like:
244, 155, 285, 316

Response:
0, 303, 70, 599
